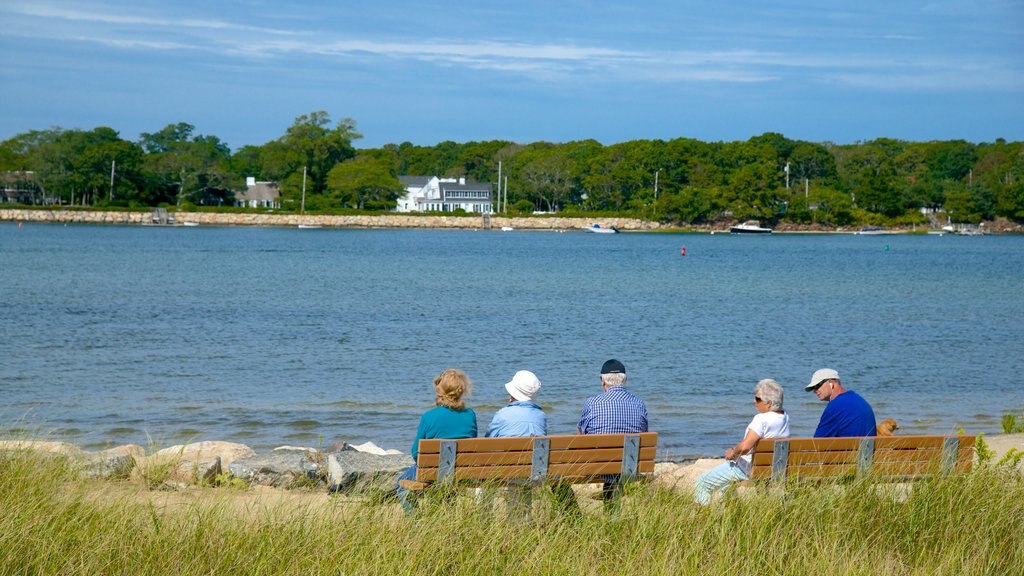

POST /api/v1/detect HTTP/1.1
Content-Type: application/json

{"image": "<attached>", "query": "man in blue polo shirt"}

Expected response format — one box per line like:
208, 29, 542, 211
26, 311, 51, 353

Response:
806, 368, 876, 437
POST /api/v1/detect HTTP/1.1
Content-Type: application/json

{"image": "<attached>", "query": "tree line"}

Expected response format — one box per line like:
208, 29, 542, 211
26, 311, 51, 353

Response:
2, 111, 1022, 225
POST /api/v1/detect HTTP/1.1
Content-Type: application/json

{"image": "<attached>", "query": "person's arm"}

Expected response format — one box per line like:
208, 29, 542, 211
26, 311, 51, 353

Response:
814, 403, 837, 438
577, 400, 591, 434
410, 414, 428, 461
725, 428, 762, 460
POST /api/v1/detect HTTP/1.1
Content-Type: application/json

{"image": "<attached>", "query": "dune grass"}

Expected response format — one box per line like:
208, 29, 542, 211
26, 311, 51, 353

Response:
2, 448, 1022, 575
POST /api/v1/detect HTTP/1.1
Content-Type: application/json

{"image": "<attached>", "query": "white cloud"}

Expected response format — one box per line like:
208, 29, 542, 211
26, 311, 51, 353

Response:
4, 0, 1020, 91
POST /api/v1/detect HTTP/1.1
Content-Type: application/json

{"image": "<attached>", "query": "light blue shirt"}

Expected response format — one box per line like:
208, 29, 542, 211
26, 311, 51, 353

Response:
486, 401, 547, 437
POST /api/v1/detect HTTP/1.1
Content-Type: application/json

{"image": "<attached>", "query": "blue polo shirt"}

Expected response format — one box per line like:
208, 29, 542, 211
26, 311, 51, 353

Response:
814, 390, 876, 437
577, 386, 648, 434
486, 401, 547, 438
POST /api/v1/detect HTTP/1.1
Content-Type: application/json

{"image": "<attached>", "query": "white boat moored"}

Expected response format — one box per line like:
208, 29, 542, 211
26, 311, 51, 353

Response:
729, 220, 772, 234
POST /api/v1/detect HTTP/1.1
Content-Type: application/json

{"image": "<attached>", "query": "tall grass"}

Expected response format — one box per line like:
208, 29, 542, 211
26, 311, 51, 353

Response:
2, 447, 1022, 575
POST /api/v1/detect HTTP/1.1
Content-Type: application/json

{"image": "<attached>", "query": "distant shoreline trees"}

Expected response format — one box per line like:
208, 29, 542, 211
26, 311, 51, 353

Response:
2, 113, 1021, 225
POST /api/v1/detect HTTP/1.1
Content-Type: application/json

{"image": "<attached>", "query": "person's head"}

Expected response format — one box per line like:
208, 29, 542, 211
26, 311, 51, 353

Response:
505, 370, 541, 402
434, 368, 471, 410
805, 368, 843, 402
600, 359, 627, 389
754, 378, 784, 412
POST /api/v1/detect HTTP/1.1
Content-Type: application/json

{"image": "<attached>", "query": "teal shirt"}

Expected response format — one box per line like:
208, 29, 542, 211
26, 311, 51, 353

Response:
410, 405, 478, 460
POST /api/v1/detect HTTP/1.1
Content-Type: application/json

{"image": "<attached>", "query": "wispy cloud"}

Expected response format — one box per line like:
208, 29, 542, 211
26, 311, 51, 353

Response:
6, 2, 300, 36
4, 1, 1020, 91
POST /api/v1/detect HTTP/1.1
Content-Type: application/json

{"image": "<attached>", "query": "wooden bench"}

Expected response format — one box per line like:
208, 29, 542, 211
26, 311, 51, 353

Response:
398, 432, 658, 492
749, 434, 975, 483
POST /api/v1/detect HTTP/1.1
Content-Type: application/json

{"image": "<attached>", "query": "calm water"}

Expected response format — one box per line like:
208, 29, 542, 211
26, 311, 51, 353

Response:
1, 223, 1022, 459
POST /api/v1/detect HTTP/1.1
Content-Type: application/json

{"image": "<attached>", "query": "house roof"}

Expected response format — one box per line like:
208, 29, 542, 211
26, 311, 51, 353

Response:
237, 182, 280, 202
399, 176, 432, 187
439, 182, 493, 193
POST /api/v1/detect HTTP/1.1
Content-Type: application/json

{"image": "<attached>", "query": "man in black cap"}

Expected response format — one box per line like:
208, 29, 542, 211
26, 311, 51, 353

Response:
577, 359, 648, 435
555, 359, 649, 513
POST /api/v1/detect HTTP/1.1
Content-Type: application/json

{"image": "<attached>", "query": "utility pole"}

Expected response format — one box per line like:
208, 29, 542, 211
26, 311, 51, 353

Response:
300, 166, 307, 214
497, 161, 502, 214
784, 162, 791, 190
109, 160, 115, 202
654, 170, 660, 200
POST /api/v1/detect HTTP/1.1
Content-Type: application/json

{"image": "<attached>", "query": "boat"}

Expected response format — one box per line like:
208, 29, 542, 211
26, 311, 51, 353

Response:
729, 220, 772, 234
297, 224, 322, 229
501, 226, 514, 232
855, 227, 896, 235
182, 221, 200, 227
583, 224, 618, 234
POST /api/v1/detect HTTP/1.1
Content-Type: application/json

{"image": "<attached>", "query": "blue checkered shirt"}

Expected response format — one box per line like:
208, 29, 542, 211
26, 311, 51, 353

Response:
577, 386, 648, 434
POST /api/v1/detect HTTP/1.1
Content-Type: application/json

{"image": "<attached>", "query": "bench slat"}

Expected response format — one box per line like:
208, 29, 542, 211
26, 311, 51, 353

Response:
757, 435, 974, 453
751, 446, 974, 466
416, 432, 658, 454
417, 446, 657, 468
417, 460, 656, 482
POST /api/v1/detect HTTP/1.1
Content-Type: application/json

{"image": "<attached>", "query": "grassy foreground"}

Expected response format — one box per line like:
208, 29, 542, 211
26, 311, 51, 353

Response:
2, 449, 1022, 576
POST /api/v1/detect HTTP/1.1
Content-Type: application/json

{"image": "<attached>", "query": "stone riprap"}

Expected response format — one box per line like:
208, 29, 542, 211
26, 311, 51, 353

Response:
228, 447, 322, 488
327, 448, 414, 495
0, 208, 664, 231
0, 440, 144, 480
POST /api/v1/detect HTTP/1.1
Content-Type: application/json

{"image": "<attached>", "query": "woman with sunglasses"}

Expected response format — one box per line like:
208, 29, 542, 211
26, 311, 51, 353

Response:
693, 378, 790, 505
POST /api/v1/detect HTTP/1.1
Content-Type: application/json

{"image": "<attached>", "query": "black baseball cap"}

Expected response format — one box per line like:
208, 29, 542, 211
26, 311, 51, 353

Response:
601, 359, 626, 374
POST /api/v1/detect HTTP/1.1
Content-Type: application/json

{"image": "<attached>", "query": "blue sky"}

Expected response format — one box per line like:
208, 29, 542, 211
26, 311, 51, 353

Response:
2, 1, 1022, 151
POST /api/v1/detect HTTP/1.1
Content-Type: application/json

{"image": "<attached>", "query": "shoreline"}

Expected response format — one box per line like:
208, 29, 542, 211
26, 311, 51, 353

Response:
3, 208, 1021, 234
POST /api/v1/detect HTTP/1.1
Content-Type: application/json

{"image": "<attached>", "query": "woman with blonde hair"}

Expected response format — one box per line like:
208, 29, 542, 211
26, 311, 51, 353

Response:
396, 368, 478, 513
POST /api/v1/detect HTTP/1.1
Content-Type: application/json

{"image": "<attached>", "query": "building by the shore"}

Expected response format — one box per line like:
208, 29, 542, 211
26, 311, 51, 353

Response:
235, 177, 281, 209
396, 176, 493, 213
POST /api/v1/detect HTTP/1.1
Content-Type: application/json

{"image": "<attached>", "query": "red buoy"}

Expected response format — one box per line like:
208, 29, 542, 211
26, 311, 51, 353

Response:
680, 246, 686, 256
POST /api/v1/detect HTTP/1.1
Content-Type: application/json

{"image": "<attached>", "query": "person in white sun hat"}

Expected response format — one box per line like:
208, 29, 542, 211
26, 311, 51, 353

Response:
486, 370, 547, 438
484, 370, 547, 518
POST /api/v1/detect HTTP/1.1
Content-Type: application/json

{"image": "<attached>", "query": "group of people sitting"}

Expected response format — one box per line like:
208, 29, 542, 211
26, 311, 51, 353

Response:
395, 361, 877, 511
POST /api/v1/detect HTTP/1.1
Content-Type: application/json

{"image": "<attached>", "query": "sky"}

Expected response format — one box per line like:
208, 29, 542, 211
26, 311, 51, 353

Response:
1, 0, 1022, 151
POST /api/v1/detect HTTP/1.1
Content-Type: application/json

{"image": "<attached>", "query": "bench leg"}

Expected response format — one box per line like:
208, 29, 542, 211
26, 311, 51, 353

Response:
551, 483, 582, 516
506, 486, 533, 520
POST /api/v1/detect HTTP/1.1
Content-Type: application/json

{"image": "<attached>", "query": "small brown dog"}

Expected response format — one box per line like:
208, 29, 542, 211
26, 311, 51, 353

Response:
876, 418, 900, 436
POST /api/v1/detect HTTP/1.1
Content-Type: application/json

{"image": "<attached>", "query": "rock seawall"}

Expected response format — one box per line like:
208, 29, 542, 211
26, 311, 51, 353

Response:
0, 208, 665, 231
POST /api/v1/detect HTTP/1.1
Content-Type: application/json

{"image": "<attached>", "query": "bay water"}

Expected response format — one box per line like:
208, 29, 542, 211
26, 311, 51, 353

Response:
2, 223, 1022, 459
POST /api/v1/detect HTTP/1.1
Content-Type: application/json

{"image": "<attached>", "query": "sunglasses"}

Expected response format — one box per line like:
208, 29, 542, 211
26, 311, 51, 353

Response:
810, 380, 828, 392
754, 396, 763, 402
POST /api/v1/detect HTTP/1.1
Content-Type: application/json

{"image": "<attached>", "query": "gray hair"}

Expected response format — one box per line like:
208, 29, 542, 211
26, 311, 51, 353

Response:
602, 372, 628, 388
755, 378, 784, 411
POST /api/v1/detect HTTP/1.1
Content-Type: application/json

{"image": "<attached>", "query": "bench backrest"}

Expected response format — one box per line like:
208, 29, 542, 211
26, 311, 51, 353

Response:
750, 434, 975, 481
415, 432, 658, 483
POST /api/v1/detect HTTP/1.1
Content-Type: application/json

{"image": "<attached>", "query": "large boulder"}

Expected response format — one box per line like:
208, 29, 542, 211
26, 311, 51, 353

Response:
82, 444, 145, 480
0, 440, 83, 457
228, 447, 321, 488
135, 441, 255, 485
653, 458, 724, 492
327, 447, 413, 495
348, 441, 403, 456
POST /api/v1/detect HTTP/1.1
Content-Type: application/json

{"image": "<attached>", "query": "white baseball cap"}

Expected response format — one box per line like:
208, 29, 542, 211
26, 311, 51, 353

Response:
806, 368, 840, 391
505, 370, 541, 401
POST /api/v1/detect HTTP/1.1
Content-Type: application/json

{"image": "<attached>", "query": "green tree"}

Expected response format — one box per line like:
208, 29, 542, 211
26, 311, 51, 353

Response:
139, 123, 235, 206
272, 112, 361, 208
325, 155, 403, 210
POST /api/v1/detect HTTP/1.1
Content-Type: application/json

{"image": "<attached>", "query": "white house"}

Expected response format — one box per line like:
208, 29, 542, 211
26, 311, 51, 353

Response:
235, 176, 281, 209
395, 176, 493, 213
